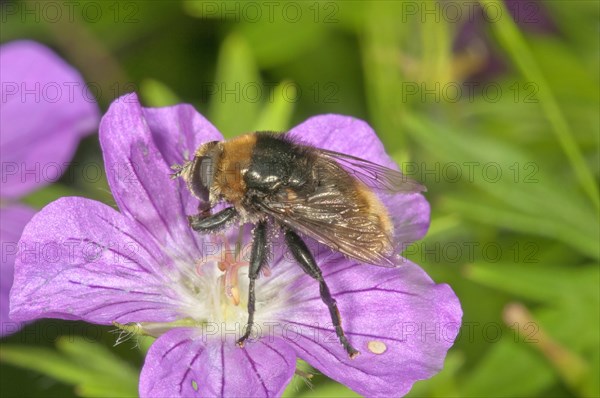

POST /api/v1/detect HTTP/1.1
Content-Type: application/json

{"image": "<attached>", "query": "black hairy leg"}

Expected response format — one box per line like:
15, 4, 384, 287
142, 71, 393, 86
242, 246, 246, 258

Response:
284, 229, 360, 359
237, 220, 268, 347
188, 207, 237, 232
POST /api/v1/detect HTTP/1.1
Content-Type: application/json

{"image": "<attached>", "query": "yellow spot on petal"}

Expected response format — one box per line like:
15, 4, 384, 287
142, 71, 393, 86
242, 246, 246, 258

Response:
367, 340, 387, 354
192, 380, 199, 391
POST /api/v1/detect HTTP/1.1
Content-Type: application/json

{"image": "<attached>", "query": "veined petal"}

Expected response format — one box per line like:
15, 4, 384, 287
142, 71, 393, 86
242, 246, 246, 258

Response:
140, 329, 296, 398
0, 40, 99, 199
0, 204, 36, 336
99, 93, 222, 261
287, 115, 430, 248
288, 114, 397, 168
142, 105, 222, 170
10, 196, 183, 324
272, 256, 462, 397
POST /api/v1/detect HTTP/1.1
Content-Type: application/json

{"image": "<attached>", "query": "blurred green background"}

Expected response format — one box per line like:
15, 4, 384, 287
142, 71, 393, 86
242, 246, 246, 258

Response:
1, 0, 598, 397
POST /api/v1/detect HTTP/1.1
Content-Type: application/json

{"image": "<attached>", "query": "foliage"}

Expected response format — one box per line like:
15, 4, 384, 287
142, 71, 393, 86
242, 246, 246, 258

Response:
1, 1, 598, 397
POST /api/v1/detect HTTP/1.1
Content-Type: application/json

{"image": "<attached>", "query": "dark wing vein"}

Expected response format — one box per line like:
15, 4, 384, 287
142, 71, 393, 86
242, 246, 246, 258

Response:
256, 182, 394, 266
316, 148, 426, 194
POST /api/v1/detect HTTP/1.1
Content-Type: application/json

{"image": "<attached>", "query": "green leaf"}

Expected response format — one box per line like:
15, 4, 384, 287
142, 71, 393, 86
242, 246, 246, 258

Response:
236, 16, 327, 69
140, 78, 182, 107
461, 337, 554, 397
296, 381, 360, 398
465, 262, 599, 304
209, 33, 261, 138
185, 1, 330, 68
252, 80, 296, 132
136, 335, 156, 355
57, 337, 138, 383
75, 381, 136, 398
442, 196, 598, 259
0, 345, 100, 385
468, 262, 599, 396
586, 347, 600, 398
0, 337, 138, 398
504, 303, 596, 397
479, 0, 599, 209
407, 351, 464, 397
403, 114, 599, 259
20, 183, 81, 209
360, 2, 409, 150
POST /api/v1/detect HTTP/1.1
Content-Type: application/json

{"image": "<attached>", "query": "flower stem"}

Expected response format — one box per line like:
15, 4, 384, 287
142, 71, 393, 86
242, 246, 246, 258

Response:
503, 303, 591, 396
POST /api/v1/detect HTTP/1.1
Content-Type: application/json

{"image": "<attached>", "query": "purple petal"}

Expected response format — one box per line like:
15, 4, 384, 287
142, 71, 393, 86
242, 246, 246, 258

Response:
287, 114, 430, 250
273, 256, 462, 397
140, 329, 296, 398
9, 196, 184, 324
99, 93, 222, 260
1, 204, 36, 337
505, 0, 558, 34
288, 114, 397, 168
0, 40, 99, 199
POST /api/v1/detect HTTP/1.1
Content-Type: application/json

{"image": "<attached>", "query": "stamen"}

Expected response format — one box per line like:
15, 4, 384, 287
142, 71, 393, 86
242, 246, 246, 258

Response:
195, 233, 249, 306
217, 233, 249, 306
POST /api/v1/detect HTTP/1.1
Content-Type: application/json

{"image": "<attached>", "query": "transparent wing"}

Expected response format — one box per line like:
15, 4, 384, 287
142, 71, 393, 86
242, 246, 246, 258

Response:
316, 148, 426, 194
256, 160, 396, 266
258, 197, 394, 266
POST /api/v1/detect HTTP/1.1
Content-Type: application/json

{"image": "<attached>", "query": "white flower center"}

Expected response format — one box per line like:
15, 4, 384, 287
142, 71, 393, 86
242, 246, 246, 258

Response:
117, 232, 303, 341
171, 233, 295, 333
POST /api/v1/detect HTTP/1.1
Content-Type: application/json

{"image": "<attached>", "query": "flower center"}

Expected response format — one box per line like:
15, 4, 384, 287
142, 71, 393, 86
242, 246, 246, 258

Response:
195, 233, 251, 323
117, 230, 292, 341
179, 232, 251, 325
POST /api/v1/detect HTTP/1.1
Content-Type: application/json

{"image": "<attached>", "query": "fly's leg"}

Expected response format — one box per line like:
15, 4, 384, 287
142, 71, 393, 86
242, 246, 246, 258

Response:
284, 229, 360, 359
236, 220, 268, 347
188, 207, 237, 232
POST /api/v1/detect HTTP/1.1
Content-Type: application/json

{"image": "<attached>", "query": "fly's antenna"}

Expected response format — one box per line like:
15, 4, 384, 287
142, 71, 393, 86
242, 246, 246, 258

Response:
170, 163, 184, 179
170, 159, 192, 179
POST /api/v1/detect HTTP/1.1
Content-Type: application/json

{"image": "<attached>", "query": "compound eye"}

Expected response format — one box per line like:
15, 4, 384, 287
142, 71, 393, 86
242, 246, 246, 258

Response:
188, 155, 213, 202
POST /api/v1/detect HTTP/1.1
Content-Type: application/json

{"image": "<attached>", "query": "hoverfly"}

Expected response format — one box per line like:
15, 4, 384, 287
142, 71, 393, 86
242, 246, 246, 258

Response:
172, 132, 425, 358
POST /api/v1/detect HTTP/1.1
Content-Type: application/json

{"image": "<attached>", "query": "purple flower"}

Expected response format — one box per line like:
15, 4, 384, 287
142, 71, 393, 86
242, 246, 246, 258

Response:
10, 93, 462, 397
0, 40, 99, 336
1, 205, 36, 337
454, 0, 557, 82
